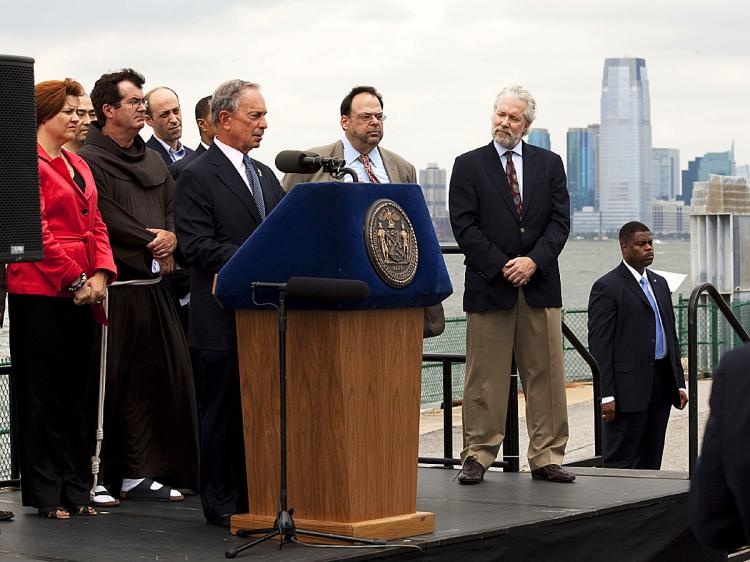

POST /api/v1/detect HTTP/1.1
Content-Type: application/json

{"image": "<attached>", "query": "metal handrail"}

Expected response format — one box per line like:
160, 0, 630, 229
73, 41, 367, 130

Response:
687, 283, 750, 477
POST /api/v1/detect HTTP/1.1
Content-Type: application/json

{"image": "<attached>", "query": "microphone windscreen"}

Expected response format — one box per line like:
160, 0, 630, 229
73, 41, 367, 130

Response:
287, 277, 369, 303
275, 150, 319, 173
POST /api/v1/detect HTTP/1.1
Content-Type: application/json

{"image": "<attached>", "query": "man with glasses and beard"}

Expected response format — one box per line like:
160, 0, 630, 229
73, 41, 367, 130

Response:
281, 85, 415, 189
449, 84, 574, 485
78, 68, 199, 508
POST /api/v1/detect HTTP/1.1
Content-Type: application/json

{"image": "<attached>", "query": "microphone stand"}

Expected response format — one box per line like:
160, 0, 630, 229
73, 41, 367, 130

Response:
225, 284, 386, 558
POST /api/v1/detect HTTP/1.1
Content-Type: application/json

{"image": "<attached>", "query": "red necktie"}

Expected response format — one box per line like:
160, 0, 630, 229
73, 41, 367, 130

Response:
504, 151, 522, 217
358, 153, 380, 184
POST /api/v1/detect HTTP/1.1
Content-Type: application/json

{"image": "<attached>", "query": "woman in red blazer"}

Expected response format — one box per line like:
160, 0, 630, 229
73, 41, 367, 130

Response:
6, 78, 116, 519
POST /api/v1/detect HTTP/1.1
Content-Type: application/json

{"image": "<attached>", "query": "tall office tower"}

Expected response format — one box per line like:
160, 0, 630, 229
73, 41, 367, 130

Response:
652, 148, 681, 200
567, 124, 599, 211
419, 163, 453, 243
527, 128, 551, 150
599, 57, 653, 231
681, 144, 736, 204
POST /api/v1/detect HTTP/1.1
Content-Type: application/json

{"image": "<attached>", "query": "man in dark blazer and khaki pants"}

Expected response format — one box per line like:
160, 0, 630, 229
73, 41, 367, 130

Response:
450, 85, 574, 484
588, 221, 687, 469
174, 80, 285, 527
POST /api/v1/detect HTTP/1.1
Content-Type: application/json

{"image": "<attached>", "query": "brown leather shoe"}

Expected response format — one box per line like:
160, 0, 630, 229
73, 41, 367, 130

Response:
457, 455, 485, 485
531, 464, 576, 483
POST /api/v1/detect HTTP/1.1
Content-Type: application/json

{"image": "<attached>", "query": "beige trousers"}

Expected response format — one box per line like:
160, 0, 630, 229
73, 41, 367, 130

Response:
461, 289, 569, 470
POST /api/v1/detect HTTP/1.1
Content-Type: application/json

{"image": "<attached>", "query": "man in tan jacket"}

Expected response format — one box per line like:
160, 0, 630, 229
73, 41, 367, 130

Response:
281, 85, 416, 190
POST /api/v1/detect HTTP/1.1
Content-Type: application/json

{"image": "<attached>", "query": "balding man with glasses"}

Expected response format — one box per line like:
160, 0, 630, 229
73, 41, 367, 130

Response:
281, 85, 416, 189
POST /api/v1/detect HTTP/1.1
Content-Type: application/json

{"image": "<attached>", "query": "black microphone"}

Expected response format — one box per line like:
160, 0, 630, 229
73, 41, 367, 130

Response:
251, 277, 369, 302
275, 150, 346, 174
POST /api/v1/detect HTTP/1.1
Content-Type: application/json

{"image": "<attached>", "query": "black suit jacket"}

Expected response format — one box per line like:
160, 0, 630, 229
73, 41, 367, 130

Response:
449, 141, 569, 311
174, 143, 285, 351
146, 135, 195, 166
588, 263, 685, 412
690, 343, 750, 550
170, 143, 207, 181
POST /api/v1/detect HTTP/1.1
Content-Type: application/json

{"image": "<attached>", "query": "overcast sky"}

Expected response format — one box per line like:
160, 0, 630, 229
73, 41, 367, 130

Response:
3, 0, 749, 181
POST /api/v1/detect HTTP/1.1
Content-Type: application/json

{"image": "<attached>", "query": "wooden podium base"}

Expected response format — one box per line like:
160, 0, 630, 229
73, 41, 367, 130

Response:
230, 511, 435, 542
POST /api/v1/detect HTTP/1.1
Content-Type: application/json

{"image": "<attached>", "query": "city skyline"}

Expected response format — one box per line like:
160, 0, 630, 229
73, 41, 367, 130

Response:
2, 0, 748, 177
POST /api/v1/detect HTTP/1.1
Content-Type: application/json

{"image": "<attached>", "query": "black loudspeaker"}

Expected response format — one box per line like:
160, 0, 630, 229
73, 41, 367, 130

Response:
0, 54, 42, 263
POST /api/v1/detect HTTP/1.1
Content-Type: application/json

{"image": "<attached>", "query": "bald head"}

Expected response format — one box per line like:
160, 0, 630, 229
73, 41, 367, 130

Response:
144, 86, 183, 148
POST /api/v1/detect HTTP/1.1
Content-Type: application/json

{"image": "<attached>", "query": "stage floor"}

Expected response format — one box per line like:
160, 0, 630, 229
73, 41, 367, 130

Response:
0, 467, 721, 562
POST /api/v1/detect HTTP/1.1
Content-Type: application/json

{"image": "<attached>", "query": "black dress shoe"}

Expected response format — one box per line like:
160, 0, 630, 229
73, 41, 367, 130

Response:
207, 514, 233, 528
457, 455, 485, 485
531, 464, 576, 483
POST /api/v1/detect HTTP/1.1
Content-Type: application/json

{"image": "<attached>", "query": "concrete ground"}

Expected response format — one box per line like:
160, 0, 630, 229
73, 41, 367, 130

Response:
419, 379, 713, 473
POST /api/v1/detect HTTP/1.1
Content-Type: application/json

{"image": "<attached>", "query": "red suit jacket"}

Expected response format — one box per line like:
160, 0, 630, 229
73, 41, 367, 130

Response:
6, 145, 117, 296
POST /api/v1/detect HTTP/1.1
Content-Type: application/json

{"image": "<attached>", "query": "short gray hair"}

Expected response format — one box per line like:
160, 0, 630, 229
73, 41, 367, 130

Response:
493, 85, 536, 127
211, 79, 260, 126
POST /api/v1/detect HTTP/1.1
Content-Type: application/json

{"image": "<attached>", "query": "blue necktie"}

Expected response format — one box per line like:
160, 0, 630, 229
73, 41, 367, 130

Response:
640, 276, 665, 358
242, 154, 266, 220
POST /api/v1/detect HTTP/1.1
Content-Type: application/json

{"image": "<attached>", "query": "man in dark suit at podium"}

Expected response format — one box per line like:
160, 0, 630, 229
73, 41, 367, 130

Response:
588, 222, 687, 469
174, 80, 285, 527
281, 85, 416, 189
450, 84, 574, 484
691, 343, 750, 551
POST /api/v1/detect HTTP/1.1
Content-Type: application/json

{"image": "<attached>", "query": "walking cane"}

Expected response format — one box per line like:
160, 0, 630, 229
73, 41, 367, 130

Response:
90, 291, 108, 501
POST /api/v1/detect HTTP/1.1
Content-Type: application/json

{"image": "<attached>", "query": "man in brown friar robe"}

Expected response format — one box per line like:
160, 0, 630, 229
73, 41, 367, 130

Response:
78, 68, 198, 505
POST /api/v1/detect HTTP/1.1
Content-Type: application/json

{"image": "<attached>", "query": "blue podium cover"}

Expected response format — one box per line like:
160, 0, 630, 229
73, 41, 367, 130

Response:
215, 182, 452, 310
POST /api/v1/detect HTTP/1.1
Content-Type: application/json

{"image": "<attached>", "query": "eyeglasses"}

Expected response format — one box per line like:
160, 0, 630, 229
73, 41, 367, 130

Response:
354, 112, 386, 122
117, 97, 147, 109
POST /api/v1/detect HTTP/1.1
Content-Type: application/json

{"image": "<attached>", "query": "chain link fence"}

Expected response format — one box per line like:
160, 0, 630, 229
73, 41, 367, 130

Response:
421, 299, 750, 407
3, 300, 750, 474
0, 357, 13, 483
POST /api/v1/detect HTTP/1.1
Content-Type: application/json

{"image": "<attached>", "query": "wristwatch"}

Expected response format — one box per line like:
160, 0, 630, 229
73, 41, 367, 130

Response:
68, 272, 88, 292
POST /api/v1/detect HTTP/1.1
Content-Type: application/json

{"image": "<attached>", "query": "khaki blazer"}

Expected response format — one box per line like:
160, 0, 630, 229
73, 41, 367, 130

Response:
281, 140, 417, 191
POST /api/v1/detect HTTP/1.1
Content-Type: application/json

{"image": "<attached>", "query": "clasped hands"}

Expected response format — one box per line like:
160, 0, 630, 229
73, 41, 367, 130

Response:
146, 228, 177, 274
602, 390, 688, 423
502, 256, 537, 287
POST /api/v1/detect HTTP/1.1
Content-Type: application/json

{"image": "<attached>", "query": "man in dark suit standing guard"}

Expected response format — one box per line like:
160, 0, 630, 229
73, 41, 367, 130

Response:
450, 85, 574, 484
588, 221, 687, 469
174, 80, 285, 527
170, 95, 215, 181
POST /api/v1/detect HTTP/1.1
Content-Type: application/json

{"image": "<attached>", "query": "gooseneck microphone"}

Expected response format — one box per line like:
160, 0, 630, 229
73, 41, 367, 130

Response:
251, 277, 369, 302
275, 150, 359, 182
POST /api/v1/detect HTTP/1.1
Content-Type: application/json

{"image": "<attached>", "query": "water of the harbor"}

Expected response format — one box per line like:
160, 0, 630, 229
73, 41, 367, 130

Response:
0, 238, 691, 359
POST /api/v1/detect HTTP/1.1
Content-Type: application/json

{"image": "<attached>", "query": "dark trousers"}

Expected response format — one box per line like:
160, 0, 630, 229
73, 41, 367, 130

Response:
9, 294, 95, 509
603, 358, 675, 470
198, 349, 248, 519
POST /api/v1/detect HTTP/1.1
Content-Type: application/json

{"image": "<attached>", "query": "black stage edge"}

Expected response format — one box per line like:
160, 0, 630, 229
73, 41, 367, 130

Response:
0, 467, 726, 562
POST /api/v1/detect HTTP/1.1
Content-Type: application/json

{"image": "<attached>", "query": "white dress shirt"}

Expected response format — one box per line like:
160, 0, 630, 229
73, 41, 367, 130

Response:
213, 137, 259, 196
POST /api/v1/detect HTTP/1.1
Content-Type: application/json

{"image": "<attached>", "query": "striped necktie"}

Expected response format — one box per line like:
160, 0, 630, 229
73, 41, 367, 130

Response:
242, 154, 266, 220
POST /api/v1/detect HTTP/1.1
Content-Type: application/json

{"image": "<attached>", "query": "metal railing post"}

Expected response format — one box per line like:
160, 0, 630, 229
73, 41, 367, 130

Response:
687, 283, 749, 478
441, 359, 453, 468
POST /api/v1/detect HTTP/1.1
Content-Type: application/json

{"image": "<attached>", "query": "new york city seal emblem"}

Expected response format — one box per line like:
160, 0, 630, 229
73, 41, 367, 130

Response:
364, 199, 418, 288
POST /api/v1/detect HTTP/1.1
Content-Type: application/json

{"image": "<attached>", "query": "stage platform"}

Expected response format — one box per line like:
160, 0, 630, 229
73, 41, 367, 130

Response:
0, 467, 725, 561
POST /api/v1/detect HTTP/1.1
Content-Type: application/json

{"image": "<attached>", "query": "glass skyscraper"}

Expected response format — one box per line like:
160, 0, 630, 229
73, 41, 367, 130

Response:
652, 148, 680, 200
599, 57, 652, 231
419, 163, 454, 243
566, 124, 599, 211
681, 145, 735, 205
527, 128, 551, 150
